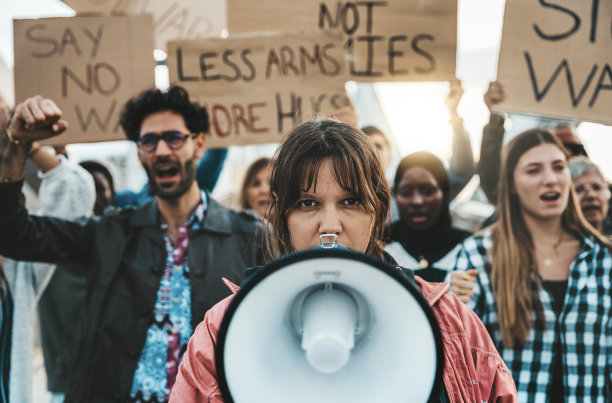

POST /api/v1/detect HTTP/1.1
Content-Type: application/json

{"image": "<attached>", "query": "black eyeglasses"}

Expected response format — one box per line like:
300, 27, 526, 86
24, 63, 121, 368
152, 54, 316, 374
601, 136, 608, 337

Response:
138, 131, 197, 152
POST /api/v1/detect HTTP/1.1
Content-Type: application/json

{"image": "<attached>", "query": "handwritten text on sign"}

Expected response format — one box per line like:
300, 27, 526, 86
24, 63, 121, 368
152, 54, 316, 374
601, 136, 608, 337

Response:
227, 0, 457, 82
497, 0, 611, 125
62, 0, 225, 51
13, 16, 155, 144
167, 31, 350, 147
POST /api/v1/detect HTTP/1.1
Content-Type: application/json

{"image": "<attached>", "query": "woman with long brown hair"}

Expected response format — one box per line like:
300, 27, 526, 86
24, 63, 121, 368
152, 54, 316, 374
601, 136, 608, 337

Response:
169, 118, 517, 402
451, 128, 612, 402
238, 157, 272, 220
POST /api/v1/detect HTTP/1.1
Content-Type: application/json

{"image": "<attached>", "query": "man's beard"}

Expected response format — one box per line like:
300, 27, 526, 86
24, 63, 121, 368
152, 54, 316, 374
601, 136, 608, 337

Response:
145, 156, 197, 200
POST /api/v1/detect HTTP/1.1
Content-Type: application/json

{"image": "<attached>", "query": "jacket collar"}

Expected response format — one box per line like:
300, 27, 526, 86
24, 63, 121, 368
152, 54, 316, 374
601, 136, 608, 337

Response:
128, 198, 159, 227
127, 191, 233, 235
414, 276, 449, 307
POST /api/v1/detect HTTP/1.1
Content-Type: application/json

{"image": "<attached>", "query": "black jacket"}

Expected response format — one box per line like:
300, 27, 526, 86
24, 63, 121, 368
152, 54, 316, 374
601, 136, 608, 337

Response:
0, 180, 262, 402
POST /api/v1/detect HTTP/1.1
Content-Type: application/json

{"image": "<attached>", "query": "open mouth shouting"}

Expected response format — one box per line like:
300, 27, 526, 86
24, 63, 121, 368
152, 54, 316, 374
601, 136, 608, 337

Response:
540, 192, 561, 204
153, 160, 181, 187
581, 203, 602, 216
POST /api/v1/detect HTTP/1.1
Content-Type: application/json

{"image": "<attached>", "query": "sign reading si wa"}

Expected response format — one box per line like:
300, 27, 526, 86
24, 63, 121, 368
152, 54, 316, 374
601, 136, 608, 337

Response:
226, 0, 457, 82
13, 15, 155, 144
167, 30, 350, 147
497, 0, 611, 125
62, 0, 226, 51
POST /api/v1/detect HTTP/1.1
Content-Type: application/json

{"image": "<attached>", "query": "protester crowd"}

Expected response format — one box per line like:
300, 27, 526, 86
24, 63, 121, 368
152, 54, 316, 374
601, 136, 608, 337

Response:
0, 77, 610, 403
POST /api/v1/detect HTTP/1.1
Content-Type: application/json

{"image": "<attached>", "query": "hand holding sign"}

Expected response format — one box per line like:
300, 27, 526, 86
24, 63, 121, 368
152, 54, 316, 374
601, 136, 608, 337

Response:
444, 78, 463, 118
483, 81, 506, 114
9, 96, 68, 143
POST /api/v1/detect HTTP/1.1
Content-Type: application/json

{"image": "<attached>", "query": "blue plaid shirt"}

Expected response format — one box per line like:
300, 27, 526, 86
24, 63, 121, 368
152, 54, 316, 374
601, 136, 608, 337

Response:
454, 231, 612, 402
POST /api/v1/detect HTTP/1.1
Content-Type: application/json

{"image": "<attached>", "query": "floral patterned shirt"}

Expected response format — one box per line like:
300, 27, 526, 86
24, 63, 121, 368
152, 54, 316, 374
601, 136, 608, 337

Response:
129, 193, 207, 402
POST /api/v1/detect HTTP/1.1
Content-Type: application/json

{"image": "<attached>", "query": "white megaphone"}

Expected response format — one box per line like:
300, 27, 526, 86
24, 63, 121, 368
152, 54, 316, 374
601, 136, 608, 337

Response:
215, 234, 444, 403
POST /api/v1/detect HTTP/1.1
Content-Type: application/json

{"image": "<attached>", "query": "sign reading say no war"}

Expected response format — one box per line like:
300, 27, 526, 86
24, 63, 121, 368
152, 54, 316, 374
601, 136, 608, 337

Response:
497, 0, 611, 125
14, 15, 155, 144
167, 30, 350, 147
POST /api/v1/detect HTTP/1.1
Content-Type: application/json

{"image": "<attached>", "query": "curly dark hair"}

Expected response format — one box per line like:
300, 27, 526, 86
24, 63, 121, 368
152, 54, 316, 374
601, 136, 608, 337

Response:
119, 86, 209, 142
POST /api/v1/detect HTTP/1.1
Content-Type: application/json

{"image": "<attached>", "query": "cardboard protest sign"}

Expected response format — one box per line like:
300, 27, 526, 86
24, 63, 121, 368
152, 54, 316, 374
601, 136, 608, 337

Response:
14, 15, 155, 144
226, 0, 457, 82
497, 0, 611, 125
167, 30, 350, 147
62, 0, 226, 50
0, 56, 13, 107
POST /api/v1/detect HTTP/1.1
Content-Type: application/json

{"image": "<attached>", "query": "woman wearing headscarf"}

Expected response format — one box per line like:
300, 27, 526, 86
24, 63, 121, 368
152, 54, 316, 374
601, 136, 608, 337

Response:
385, 151, 471, 282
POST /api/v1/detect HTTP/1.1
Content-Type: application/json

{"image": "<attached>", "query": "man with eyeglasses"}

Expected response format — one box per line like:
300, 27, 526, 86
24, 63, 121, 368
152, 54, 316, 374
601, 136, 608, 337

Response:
0, 87, 262, 402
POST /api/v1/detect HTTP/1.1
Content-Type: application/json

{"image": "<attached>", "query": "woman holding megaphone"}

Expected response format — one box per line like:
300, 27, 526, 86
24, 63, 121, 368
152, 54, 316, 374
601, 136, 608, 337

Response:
170, 119, 517, 402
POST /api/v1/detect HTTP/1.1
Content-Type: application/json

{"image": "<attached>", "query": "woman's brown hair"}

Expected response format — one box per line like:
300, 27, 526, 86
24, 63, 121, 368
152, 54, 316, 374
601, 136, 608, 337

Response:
492, 128, 609, 347
265, 118, 390, 262
239, 157, 272, 211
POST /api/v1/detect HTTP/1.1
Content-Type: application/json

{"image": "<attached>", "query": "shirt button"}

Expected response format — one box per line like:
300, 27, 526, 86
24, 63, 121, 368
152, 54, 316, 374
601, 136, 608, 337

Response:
174, 298, 179, 303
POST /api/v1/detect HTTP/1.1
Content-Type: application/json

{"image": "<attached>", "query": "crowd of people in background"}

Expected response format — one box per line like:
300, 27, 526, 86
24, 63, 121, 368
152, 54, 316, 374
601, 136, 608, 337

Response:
0, 77, 610, 402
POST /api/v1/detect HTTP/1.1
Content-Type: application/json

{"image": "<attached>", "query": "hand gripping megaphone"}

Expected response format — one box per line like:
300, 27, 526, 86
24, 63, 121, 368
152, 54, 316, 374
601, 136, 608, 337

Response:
215, 235, 444, 403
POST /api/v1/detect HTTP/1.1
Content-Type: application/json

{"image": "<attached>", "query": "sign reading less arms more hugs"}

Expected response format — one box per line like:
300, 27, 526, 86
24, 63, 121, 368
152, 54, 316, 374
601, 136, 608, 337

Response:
14, 16, 155, 144
497, 0, 611, 125
227, 0, 457, 82
167, 31, 350, 147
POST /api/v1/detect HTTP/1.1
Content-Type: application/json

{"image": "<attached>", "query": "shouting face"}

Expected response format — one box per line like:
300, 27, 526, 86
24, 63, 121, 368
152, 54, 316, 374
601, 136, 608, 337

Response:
137, 111, 205, 200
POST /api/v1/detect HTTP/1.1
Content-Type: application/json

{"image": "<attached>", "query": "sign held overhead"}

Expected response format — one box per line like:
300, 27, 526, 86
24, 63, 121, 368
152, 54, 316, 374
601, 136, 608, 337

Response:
62, 0, 226, 51
167, 30, 350, 147
497, 0, 611, 125
13, 15, 155, 144
227, 0, 457, 82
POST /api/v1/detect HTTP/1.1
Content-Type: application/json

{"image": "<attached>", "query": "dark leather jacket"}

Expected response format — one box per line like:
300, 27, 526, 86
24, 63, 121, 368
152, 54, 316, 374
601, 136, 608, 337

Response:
0, 180, 262, 402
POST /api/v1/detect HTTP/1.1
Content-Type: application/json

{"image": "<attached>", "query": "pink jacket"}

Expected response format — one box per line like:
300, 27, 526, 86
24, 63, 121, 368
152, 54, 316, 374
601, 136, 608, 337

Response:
169, 277, 517, 402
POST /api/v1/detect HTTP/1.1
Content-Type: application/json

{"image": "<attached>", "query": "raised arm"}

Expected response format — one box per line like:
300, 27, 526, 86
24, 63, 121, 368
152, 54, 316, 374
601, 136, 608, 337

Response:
446, 78, 475, 199
477, 82, 506, 205
0, 96, 67, 182
0, 96, 92, 264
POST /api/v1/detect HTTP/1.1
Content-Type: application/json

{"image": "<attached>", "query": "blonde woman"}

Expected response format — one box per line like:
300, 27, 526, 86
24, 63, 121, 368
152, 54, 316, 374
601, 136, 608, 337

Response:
450, 129, 612, 402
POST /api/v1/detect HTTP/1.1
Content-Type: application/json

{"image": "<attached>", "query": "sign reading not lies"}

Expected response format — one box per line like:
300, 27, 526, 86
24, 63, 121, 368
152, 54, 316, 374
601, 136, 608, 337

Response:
167, 30, 351, 147
13, 15, 155, 144
497, 0, 611, 125
226, 0, 457, 82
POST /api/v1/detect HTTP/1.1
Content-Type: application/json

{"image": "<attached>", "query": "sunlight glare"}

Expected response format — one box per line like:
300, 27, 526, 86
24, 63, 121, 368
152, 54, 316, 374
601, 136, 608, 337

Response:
374, 82, 453, 162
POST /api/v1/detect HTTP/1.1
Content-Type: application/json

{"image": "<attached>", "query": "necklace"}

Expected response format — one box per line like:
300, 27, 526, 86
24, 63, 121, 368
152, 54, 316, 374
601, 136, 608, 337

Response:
418, 256, 429, 269
542, 233, 564, 267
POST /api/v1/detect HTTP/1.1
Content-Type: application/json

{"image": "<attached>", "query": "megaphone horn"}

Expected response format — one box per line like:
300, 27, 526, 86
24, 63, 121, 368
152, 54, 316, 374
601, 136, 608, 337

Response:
215, 248, 444, 403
